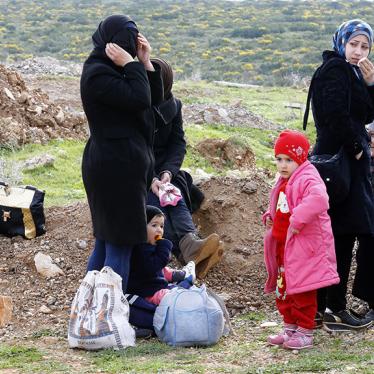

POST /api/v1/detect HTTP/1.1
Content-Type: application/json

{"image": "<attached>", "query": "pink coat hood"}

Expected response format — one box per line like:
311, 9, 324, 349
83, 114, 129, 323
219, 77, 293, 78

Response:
263, 161, 340, 295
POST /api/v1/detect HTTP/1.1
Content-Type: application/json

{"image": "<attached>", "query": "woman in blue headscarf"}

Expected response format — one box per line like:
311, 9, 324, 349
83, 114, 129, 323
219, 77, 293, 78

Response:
310, 19, 374, 331
81, 15, 163, 292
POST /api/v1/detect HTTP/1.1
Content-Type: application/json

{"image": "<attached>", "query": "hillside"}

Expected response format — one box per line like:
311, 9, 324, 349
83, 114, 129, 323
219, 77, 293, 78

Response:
1, 0, 374, 85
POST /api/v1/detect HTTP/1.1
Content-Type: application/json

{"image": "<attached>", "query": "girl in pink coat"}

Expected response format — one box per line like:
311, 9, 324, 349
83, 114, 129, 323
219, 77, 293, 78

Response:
263, 130, 339, 350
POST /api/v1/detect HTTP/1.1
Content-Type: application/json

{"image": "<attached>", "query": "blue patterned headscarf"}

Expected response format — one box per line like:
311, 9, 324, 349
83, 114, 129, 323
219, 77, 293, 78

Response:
332, 19, 373, 57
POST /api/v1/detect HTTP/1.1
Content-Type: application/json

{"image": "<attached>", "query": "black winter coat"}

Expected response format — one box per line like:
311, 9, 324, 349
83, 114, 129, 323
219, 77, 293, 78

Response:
311, 50, 374, 235
127, 239, 172, 297
81, 52, 163, 246
153, 96, 204, 212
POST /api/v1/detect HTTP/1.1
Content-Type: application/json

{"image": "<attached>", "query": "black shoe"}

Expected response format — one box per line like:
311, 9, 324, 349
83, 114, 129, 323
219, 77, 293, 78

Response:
361, 309, 374, 325
323, 309, 373, 332
134, 327, 154, 339
314, 311, 323, 329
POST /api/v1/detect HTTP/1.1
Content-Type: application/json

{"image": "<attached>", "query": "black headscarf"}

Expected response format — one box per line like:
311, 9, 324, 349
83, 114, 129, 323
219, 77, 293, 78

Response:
92, 15, 139, 58
151, 58, 173, 99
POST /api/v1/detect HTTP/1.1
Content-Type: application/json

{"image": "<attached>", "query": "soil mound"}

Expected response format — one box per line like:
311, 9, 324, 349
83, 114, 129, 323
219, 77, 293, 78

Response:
0, 64, 87, 148
196, 137, 256, 170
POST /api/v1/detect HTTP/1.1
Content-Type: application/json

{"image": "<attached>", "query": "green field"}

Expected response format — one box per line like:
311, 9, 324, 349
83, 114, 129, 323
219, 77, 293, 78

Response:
1, 0, 374, 85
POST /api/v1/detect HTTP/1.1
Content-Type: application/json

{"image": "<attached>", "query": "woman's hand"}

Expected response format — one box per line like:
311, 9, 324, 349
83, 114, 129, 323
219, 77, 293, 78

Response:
358, 57, 374, 85
265, 217, 273, 229
160, 172, 171, 184
151, 178, 162, 196
137, 33, 154, 71
291, 228, 299, 234
105, 43, 133, 67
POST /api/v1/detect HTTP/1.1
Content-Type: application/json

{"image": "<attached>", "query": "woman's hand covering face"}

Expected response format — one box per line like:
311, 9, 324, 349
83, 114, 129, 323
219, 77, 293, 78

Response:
358, 57, 374, 85
105, 43, 134, 67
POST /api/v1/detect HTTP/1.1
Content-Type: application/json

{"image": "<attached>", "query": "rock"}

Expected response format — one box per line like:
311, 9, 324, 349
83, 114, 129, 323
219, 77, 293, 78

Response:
57, 149, 68, 158
18, 91, 31, 104
241, 181, 257, 194
0, 296, 13, 327
34, 252, 64, 278
218, 108, 229, 118
54, 109, 65, 124
39, 305, 52, 314
191, 168, 212, 183
4, 87, 15, 100
46, 296, 57, 306
226, 170, 245, 178
23, 154, 55, 170
217, 292, 231, 301
33, 105, 43, 116
260, 321, 278, 327
76, 239, 87, 250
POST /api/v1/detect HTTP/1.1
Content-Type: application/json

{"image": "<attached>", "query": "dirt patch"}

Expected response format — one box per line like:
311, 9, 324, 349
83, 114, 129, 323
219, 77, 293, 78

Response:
0, 64, 87, 148
23, 75, 83, 114
196, 137, 256, 170
183, 102, 283, 130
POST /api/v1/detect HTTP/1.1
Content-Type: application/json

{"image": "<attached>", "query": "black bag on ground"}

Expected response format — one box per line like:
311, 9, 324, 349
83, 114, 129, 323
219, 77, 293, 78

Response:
0, 182, 46, 239
303, 58, 352, 206
308, 147, 351, 205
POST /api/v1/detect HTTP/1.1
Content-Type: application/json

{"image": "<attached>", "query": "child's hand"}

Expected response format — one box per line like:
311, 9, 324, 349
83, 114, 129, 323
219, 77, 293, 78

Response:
291, 228, 299, 234
105, 43, 133, 66
265, 217, 273, 229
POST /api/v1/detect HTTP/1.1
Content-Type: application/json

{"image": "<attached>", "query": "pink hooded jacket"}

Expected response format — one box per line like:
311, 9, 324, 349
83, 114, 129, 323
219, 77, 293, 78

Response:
263, 160, 340, 295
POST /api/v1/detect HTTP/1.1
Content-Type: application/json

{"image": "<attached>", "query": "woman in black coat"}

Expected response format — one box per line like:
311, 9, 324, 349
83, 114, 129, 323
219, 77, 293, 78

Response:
311, 19, 374, 330
81, 15, 163, 292
147, 58, 223, 279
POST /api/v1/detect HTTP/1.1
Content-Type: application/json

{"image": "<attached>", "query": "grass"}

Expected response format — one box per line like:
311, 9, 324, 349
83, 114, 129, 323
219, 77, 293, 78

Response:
0, 345, 70, 373
0, 139, 85, 207
1, 317, 373, 373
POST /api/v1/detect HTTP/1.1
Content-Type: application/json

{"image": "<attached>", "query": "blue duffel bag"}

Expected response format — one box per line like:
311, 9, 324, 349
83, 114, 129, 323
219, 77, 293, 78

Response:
153, 284, 229, 347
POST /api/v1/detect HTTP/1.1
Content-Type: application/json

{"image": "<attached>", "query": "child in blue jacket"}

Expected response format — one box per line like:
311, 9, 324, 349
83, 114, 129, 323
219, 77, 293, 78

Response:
127, 205, 195, 305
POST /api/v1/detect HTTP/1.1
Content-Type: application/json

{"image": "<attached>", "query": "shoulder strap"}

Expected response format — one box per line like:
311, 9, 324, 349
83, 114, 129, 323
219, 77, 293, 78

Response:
303, 58, 352, 131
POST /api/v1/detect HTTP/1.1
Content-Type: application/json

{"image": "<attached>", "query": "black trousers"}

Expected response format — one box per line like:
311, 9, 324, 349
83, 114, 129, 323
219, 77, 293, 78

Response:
318, 234, 374, 312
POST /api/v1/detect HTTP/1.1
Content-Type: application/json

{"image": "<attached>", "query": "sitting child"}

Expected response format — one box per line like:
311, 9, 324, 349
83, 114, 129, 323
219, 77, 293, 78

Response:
127, 205, 195, 305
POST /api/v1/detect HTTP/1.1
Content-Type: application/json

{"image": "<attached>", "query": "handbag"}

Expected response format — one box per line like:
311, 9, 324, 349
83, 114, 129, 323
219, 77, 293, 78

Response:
68, 266, 135, 350
308, 147, 351, 206
0, 182, 46, 239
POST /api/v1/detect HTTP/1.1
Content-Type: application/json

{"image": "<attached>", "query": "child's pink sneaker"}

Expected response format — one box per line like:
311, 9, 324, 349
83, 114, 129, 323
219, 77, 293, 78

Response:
267, 328, 294, 346
282, 330, 313, 350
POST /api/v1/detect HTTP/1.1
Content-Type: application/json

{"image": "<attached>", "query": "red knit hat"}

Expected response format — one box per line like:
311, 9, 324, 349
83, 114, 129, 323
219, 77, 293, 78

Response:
274, 130, 310, 165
